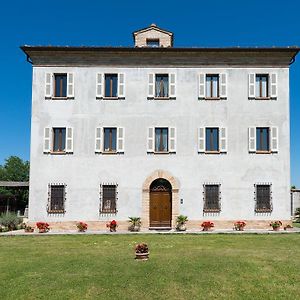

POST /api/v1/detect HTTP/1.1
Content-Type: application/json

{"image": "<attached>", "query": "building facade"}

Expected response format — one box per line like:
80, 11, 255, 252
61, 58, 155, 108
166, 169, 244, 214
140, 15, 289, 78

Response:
22, 24, 299, 229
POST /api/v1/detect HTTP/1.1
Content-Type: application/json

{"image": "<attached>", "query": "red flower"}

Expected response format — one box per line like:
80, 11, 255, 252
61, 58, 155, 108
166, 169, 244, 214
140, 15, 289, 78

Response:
201, 221, 214, 228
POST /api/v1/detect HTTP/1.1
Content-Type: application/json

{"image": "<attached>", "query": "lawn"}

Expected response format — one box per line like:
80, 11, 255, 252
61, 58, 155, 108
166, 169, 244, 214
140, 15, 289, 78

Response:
0, 234, 300, 300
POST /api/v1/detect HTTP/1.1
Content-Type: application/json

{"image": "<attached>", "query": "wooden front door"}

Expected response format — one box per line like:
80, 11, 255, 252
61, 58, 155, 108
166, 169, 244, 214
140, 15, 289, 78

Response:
150, 191, 172, 227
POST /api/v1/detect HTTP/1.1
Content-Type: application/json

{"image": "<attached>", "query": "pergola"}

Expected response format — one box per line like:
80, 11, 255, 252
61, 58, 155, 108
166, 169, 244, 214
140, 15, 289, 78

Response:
0, 181, 29, 214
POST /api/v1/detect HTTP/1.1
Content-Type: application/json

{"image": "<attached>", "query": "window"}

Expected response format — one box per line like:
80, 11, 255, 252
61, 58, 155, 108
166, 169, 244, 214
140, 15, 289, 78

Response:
249, 73, 277, 99
54, 74, 67, 97
103, 128, 117, 152
43, 127, 73, 154
206, 75, 219, 98
199, 73, 227, 99
53, 128, 66, 152
48, 184, 65, 213
198, 127, 227, 154
203, 184, 221, 212
155, 74, 169, 97
256, 127, 270, 152
155, 128, 168, 152
100, 184, 117, 213
45, 73, 74, 99
105, 74, 118, 97
147, 39, 160, 47
255, 75, 269, 98
205, 128, 219, 152
147, 127, 176, 153
95, 127, 124, 154
255, 184, 272, 212
249, 126, 278, 153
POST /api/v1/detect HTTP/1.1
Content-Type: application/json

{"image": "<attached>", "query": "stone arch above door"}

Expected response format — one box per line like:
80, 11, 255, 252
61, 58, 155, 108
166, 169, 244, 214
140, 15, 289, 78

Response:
142, 170, 179, 229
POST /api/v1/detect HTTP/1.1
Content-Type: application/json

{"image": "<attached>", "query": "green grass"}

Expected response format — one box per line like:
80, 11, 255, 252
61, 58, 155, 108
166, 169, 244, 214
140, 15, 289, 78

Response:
293, 222, 300, 228
0, 234, 300, 300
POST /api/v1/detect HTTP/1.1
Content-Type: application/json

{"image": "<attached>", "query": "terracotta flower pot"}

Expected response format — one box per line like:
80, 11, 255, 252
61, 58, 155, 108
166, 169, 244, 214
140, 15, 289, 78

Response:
135, 252, 149, 260
202, 227, 212, 231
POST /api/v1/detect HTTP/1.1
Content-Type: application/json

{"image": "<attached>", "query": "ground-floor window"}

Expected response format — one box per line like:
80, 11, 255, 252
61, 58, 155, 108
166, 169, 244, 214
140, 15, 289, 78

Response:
203, 184, 221, 213
100, 184, 117, 214
47, 184, 66, 213
255, 183, 272, 212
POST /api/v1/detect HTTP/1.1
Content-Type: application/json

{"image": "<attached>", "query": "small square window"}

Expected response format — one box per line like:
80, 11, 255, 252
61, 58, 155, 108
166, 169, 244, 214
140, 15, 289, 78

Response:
256, 75, 269, 98
206, 75, 219, 98
155, 74, 169, 97
155, 128, 168, 152
54, 74, 67, 97
256, 127, 269, 152
105, 74, 118, 97
53, 128, 66, 152
103, 128, 117, 152
205, 128, 219, 152
146, 39, 160, 47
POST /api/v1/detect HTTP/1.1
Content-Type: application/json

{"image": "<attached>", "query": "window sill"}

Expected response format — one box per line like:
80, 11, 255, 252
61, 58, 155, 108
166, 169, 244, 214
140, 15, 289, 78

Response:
50, 151, 67, 155
46, 97, 74, 100
255, 97, 271, 100
148, 97, 176, 100
203, 209, 221, 213
102, 151, 118, 155
153, 151, 171, 154
249, 97, 277, 100
47, 210, 65, 214
205, 151, 221, 154
97, 97, 125, 100
255, 209, 272, 213
199, 97, 226, 100
255, 151, 272, 154
205, 97, 221, 100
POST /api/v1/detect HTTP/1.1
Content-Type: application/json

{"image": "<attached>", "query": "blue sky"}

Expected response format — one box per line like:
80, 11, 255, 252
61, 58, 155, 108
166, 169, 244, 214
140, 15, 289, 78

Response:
0, 0, 299, 186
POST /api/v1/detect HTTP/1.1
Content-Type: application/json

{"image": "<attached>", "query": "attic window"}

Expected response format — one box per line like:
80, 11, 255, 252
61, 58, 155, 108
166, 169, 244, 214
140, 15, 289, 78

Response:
147, 39, 160, 47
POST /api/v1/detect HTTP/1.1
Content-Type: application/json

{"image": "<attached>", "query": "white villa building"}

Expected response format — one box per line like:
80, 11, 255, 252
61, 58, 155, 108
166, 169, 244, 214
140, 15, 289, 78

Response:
22, 24, 299, 229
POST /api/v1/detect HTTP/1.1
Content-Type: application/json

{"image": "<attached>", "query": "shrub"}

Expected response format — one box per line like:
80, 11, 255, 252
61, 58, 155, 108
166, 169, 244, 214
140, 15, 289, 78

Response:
295, 208, 300, 222
0, 212, 22, 231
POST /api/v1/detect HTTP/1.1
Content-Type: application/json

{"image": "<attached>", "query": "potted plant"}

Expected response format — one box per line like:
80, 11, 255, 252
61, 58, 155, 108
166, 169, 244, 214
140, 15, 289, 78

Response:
284, 224, 293, 231
234, 221, 246, 231
24, 225, 34, 233
270, 221, 282, 231
201, 221, 214, 231
76, 222, 88, 232
128, 217, 141, 232
106, 220, 118, 232
135, 243, 149, 260
36, 222, 50, 233
176, 215, 188, 231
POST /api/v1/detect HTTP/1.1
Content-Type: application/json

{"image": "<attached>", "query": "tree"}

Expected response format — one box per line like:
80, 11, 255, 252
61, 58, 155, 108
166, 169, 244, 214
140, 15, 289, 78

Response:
0, 156, 30, 211
291, 185, 296, 190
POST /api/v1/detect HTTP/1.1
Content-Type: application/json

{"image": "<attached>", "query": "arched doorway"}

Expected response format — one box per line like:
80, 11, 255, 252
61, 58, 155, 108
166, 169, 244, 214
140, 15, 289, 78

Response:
149, 178, 172, 228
